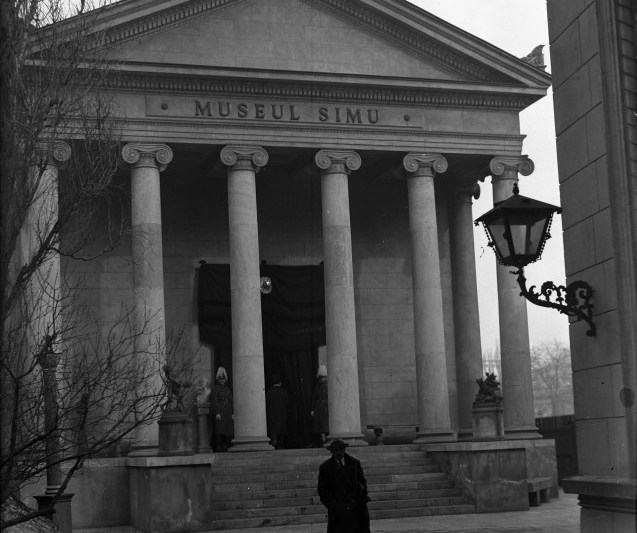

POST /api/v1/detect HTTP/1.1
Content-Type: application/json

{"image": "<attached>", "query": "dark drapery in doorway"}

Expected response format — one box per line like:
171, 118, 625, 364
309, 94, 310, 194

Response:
198, 263, 326, 350
198, 263, 325, 448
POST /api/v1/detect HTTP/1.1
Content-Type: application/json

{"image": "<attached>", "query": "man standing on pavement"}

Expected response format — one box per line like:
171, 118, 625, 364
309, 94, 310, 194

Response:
317, 439, 371, 533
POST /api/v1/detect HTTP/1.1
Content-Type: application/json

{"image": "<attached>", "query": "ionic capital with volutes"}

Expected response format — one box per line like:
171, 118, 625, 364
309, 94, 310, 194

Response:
452, 180, 481, 205
122, 143, 173, 172
403, 153, 448, 178
220, 145, 269, 172
314, 150, 361, 175
489, 156, 535, 179
35, 141, 72, 167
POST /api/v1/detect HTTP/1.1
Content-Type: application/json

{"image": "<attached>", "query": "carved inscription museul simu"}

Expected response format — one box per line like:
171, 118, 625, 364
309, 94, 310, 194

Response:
194, 100, 381, 124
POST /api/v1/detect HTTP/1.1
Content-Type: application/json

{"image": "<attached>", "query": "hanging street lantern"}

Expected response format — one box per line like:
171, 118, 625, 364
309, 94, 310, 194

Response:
475, 184, 596, 337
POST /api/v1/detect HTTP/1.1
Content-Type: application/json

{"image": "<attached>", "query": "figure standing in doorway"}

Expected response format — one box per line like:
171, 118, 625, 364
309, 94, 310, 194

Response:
311, 364, 329, 446
211, 367, 233, 452
266, 374, 289, 449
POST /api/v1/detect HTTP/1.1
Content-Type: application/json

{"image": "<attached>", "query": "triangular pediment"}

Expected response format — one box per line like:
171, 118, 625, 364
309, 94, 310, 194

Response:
76, 0, 550, 90
109, 0, 477, 82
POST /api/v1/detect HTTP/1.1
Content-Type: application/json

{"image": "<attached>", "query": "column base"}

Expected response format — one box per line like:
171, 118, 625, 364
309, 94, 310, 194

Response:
326, 433, 368, 447
33, 492, 74, 533
229, 436, 273, 452
457, 427, 473, 440
504, 425, 542, 439
414, 428, 457, 444
128, 444, 159, 457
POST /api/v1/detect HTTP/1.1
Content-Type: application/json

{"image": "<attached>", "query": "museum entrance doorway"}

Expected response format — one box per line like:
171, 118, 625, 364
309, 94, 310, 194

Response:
263, 346, 319, 449
198, 262, 326, 449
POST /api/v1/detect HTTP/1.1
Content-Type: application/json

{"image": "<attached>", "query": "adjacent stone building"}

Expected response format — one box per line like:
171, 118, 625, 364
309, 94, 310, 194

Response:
547, 1, 637, 531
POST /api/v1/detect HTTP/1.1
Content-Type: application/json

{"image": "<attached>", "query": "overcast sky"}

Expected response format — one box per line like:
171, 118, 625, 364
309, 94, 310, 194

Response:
409, 0, 569, 353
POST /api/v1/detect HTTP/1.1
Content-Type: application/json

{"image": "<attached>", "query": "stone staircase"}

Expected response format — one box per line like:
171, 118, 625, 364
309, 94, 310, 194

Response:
209, 444, 475, 530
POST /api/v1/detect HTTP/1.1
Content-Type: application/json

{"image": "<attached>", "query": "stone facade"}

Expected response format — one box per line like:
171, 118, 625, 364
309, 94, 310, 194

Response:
29, 0, 566, 529
547, 0, 637, 531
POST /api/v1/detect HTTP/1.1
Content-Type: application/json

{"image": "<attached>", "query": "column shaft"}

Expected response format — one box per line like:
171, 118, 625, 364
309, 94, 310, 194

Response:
403, 154, 454, 443
489, 157, 540, 438
315, 150, 366, 446
449, 182, 484, 438
221, 146, 272, 452
122, 143, 173, 451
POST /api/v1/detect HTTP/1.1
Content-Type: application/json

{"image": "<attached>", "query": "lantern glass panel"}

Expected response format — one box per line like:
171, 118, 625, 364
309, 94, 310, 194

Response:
507, 211, 551, 263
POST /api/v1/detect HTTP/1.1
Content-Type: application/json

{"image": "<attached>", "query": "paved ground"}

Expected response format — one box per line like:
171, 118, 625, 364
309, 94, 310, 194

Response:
77, 490, 580, 533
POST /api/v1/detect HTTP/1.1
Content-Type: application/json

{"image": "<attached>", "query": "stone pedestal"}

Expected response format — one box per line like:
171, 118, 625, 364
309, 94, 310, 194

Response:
424, 438, 559, 513
472, 404, 504, 440
129, 455, 213, 532
195, 405, 212, 453
158, 411, 194, 456
33, 492, 74, 533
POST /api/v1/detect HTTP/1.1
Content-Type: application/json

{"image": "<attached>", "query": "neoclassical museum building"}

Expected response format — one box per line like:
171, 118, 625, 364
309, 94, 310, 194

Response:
23, 0, 579, 531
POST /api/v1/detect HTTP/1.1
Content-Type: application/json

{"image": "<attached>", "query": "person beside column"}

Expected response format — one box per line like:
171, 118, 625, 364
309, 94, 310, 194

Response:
220, 145, 272, 452
314, 150, 366, 447
121, 142, 173, 452
402, 153, 454, 443
489, 156, 540, 439
449, 179, 484, 439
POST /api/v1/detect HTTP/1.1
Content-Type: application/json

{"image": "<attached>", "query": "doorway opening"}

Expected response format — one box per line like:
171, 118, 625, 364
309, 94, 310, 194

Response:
198, 262, 326, 449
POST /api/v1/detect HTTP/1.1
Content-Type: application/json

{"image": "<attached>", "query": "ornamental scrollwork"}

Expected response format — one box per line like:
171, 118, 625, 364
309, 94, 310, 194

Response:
489, 156, 535, 177
402, 153, 448, 177
220, 146, 269, 171
518, 271, 595, 337
314, 150, 362, 173
122, 143, 174, 171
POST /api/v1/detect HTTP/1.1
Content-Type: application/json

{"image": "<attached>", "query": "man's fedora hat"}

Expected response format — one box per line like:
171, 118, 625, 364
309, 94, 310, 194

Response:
327, 439, 348, 450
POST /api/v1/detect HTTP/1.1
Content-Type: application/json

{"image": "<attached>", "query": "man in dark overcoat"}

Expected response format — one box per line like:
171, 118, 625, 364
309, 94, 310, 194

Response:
265, 374, 288, 449
317, 439, 371, 533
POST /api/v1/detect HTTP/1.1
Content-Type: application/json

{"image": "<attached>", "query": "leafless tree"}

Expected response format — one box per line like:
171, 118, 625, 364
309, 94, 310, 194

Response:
531, 339, 574, 417
0, 1, 187, 528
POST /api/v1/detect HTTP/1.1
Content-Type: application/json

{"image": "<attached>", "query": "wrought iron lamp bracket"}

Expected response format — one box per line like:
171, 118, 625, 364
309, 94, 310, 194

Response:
515, 268, 596, 337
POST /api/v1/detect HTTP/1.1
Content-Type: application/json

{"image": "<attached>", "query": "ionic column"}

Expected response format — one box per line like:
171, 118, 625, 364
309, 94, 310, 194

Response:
20, 142, 71, 335
489, 156, 540, 438
314, 150, 366, 447
403, 153, 454, 443
122, 143, 173, 451
220, 145, 272, 452
449, 180, 484, 438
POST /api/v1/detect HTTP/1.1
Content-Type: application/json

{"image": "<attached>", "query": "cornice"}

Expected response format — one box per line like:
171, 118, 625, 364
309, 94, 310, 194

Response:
114, 73, 538, 111
310, 0, 509, 83
102, 0, 244, 48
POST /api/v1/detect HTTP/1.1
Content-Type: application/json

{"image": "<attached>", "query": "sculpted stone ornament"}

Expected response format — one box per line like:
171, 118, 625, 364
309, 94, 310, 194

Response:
489, 156, 535, 178
520, 45, 546, 69
455, 181, 481, 203
473, 372, 503, 405
314, 150, 361, 174
163, 364, 190, 412
121, 143, 174, 171
403, 153, 448, 177
35, 141, 72, 167
220, 145, 268, 171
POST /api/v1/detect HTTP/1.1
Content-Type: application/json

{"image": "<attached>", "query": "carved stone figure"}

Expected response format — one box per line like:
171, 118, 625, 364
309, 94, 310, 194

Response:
473, 372, 503, 405
163, 365, 187, 411
195, 377, 212, 406
520, 45, 545, 68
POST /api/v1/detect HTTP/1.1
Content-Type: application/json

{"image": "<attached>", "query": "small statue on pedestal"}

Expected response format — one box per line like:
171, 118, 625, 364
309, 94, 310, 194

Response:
163, 364, 188, 412
195, 377, 212, 406
473, 372, 503, 405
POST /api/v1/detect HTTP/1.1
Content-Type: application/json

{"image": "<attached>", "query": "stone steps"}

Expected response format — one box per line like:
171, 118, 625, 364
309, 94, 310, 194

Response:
210, 464, 442, 484
209, 444, 475, 530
